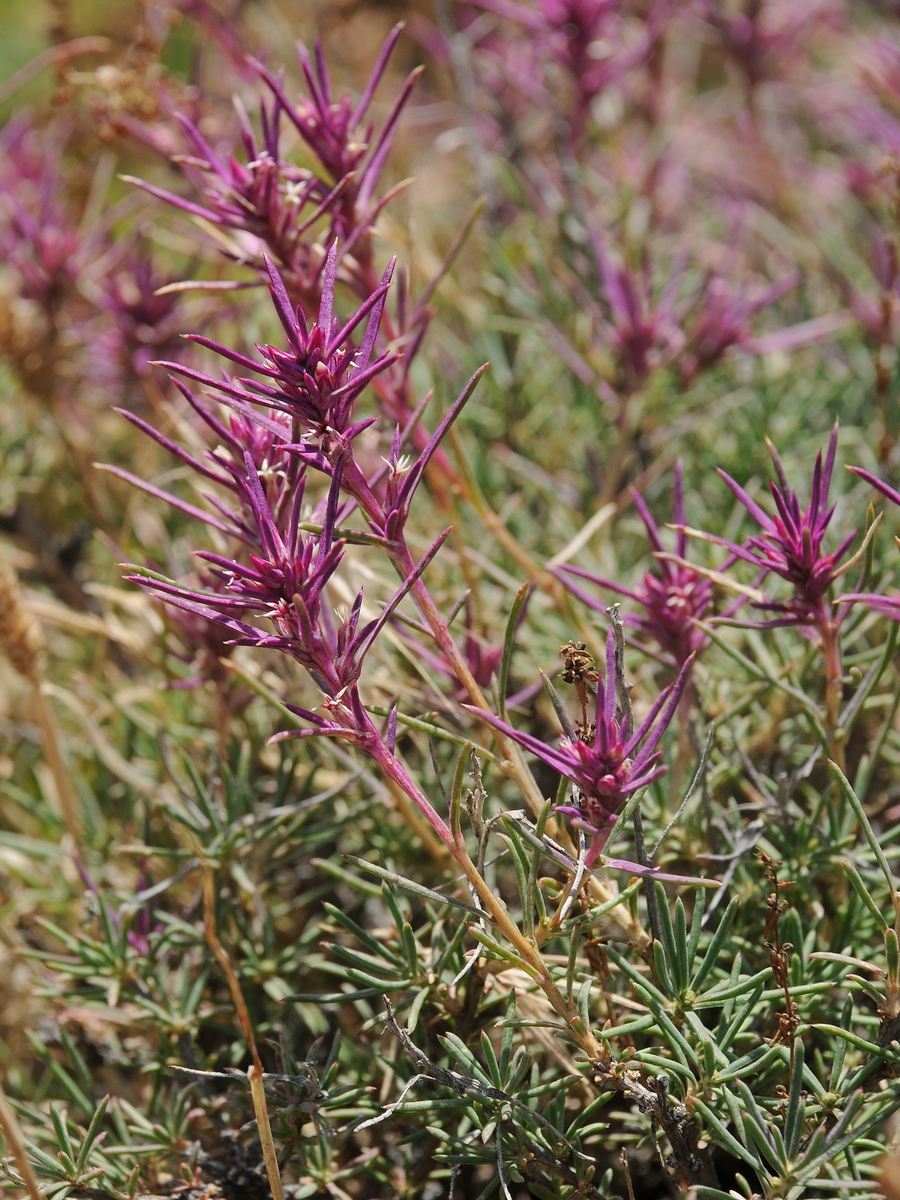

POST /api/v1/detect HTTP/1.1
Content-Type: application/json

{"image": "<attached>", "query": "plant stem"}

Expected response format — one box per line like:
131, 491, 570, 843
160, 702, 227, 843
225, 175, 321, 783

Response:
0, 1080, 42, 1200
375, 739, 604, 1060
201, 865, 286, 1200
820, 614, 845, 771
31, 683, 82, 850
389, 540, 650, 950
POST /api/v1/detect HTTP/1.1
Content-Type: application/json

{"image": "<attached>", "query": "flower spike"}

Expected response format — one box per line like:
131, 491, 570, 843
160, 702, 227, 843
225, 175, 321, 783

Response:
466, 632, 693, 862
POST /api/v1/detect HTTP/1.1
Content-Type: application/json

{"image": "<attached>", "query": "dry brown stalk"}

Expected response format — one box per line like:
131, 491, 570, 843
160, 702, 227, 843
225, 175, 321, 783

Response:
202, 865, 286, 1200
0, 1077, 43, 1200
0, 559, 81, 847
0, 559, 43, 680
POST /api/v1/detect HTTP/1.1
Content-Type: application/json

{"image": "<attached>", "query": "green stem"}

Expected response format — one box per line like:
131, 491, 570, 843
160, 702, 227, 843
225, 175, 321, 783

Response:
820, 614, 845, 772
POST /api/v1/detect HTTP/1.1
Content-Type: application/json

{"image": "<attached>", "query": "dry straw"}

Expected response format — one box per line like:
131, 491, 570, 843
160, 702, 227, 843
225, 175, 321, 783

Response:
0, 559, 43, 681
0, 558, 81, 847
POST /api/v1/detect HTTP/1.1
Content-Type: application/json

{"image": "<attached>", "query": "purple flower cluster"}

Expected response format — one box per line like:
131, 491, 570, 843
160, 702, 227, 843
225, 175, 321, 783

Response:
556, 462, 712, 672
127, 26, 415, 303
710, 424, 854, 631
469, 631, 691, 864
470, 0, 667, 138
105, 224, 482, 851
0, 115, 85, 319
0, 114, 187, 409
175, 243, 397, 447
128, 25, 456, 471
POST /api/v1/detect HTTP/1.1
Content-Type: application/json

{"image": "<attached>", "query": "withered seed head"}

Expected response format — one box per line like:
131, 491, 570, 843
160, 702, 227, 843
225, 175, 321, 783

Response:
0, 559, 43, 680
559, 639, 597, 684
575, 719, 596, 744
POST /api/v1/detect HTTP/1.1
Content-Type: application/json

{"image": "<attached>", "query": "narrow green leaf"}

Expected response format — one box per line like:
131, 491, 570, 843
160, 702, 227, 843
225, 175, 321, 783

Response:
26, 1141, 68, 1173
784, 1038, 806, 1161
718, 984, 766, 1052
498, 583, 530, 720
700, 623, 830, 747
527, 800, 552, 933
692, 1190, 745, 1199
343, 968, 414, 991
75, 1096, 110, 1173
718, 1043, 782, 1083
631, 987, 698, 1069
565, 925, 581, 1002
691, 1096, 764, 1169
287, 988, 382, 1003
440, 1032, 494, 1089
366, 705, 482, 751
381, 883, 407, 936
50, 1104, 76, 1169
829, 997, 853, 1090
344, 856, 481, 915
328, 943, 403, 978
673, 897, 690, 994
58, 1028, 97, 1114
500, 821, 532, 935
323, 902, 405, 967
812, 1024, 900, 1063
480, 1030, 502, 1089
450, 744, 472, 841
576, 978, 592, 1029
26, 1034, 93, 1114
856, 681, 900, 802
692, 897, 739, 993
603, 946, 670, 1007
697, 968, 771, 1007
499, 994, 516, 1077
468, 925, 535, 974
840, 861, 889, 933
652, 939, 675, 995
596, 1015, 657, 1039
310, 856, 381, 897
742, 1113, 784, 1173
830, 762, 898, 906
406, 985, 431, 1033
540, 671, 578, 741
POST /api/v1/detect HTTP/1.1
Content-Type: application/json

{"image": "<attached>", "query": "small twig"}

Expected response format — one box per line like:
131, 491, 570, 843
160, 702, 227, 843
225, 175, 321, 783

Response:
201, 865, 285, 1200
496, 1126, 514, 1200
372, 1001, 583, 1152
651, 728, 714, 859
556, 823, 588, 927
0, 1080, 42, 1200
620, 1147, 636, 1200
607, 606, 633, 741
0, 560, 81, 852
370, 1003, 614, 1195
593, 1061, 716, 1188
248, 1063, 284, 1200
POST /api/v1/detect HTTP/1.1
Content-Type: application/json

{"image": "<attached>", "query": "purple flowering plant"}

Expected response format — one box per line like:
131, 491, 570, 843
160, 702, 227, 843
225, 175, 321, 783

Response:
468, 629, 693, 868
124, 25, 416, 298
123, 24, 440, 442
4, 6, 900, 1200
668, 424, 882, 746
